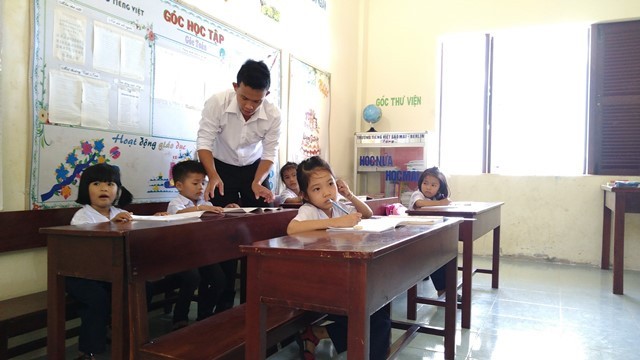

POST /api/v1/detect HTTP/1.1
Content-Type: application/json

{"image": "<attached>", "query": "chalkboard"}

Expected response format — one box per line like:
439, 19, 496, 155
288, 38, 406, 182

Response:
30, 0, 281, 209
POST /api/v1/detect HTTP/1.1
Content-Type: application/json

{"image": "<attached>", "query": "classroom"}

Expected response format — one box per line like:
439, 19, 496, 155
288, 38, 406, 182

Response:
1, 0, 640, 359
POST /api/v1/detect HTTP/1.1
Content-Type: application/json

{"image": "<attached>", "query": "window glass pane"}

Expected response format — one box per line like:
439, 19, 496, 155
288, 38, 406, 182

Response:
491, 25, 589, 175
438, 34, 487, 175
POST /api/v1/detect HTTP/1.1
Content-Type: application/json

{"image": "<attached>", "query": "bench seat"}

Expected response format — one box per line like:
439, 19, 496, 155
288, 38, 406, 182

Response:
139, 304, 322, 360
0, 291, 79, 359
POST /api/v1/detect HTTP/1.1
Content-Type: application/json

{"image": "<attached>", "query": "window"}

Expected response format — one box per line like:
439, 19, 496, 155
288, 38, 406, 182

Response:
438, 25, 590, 176
588, 20, 640, 175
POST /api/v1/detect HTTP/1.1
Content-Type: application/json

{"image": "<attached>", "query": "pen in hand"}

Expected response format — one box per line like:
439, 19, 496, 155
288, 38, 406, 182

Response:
330, 199, 350, 215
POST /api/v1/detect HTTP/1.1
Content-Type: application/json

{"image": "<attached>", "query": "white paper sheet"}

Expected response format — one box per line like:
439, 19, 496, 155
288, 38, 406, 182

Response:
81, 79, 110, 129
120, 34, 146, 81
93, 22, 120, 74
53, 9, 86, 64
48, 70, 82, 125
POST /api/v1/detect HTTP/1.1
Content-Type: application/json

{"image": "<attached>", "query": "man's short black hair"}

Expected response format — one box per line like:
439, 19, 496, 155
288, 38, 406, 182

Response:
172, 160, 206, 184
237, 59, 271, 90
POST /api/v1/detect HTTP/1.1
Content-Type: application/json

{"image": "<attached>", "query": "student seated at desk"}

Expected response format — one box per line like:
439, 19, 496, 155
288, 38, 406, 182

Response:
167, 160, 239, 324
66, 163, 136, 360
410, 166, 461, 302
274, 161, 303, 206
287, 156, 389, 360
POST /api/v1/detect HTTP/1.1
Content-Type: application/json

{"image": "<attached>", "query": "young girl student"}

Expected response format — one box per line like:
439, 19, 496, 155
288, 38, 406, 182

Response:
409, 166, 460, 301
274, 161, 303, 205
66, 163, 134, 360
287, 156, 389, 360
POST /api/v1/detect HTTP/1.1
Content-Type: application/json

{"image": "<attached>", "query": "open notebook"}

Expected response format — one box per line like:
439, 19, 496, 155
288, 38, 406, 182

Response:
222, 207, 282, 213
131, 211, 205, 221
327, 215, 444, 233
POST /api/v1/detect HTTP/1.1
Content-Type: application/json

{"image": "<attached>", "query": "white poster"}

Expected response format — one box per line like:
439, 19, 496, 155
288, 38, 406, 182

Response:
287, 56, 331, 164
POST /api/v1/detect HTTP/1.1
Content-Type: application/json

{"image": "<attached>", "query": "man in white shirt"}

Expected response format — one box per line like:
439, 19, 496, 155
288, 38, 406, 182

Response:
197, 59, 281, 208
196, 59, 281, 312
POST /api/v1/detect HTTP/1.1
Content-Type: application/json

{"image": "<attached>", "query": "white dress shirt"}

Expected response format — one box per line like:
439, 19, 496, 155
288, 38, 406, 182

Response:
197, 89, 281, 165
292, 202, 357, 222
70, 204, 129, 225
409, 190, 427, 210
167, 193, 212, 214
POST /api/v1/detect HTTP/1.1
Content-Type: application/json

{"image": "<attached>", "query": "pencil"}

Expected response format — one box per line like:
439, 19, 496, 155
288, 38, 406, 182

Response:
330, 199, 350, 215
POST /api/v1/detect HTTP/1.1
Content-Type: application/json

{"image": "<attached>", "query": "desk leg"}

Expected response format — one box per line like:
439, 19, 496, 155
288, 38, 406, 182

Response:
613, 196, 626, 295
347, 305, 369, 360
461, 234, 473, 329
406, 285, 418, 320
444, 256, 457, 360
47, 273, 66, 360
492, 226, 500, 289
601, 205, 612, 269
112, 266, 126, 358
245, 257, 267, 359
348, 264, 369, 360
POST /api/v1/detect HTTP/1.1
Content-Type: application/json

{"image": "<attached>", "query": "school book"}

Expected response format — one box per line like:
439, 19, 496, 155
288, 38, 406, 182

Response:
131, 211, 205, 221
222, 207, 282, 213
327, 215, 444, 233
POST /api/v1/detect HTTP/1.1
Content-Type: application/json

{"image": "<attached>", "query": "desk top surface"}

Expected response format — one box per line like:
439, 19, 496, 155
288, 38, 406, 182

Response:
601, 184, 640, 193
39, 209, 297, 237
240, 218, 462, 260
407, 201, 503, 217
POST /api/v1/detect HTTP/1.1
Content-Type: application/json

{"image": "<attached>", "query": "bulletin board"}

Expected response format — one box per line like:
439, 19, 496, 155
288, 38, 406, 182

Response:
30, 0, 281, 209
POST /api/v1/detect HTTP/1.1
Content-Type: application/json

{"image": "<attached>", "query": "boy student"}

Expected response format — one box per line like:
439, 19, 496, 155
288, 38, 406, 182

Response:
167, 160, 238, 321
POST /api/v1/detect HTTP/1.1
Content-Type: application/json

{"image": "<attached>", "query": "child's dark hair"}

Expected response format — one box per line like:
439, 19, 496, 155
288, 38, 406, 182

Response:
237, 59, 271, 90
296, 156, 334, 197
76, 163, 133, 207
279, 161, 298, 182
418, 166, 451, 200
172, 160, 206, 184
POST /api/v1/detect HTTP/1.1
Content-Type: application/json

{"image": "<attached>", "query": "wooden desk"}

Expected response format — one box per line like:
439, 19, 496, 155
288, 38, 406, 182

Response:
601, 185, 640, 294
407, 201, 503, 329
42, 210, 297, 359
241, 219, 462, 359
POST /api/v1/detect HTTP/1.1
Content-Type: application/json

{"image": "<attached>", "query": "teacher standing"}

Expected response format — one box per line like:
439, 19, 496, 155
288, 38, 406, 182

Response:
197, 59, 281, 312
197, 59, 281, 207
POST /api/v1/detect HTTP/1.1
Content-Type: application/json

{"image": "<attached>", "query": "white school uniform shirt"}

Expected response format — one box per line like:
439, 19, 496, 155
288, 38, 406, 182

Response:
197, 89, 282, 165
292, 202, 357, 222
274, 187, 299, 206
409, 190, 427, 210
70, 204, 129, 225
167, 193, 213, 215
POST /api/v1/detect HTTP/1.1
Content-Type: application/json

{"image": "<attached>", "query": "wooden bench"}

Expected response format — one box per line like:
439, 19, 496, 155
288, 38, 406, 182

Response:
0, 203, 173, 359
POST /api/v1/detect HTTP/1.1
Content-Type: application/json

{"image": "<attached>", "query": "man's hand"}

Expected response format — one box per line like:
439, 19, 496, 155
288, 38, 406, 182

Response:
204, 172, 224, 201
251, 182, 275, 203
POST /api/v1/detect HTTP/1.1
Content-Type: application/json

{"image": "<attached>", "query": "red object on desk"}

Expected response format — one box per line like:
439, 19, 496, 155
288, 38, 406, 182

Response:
601, 185, 640, 294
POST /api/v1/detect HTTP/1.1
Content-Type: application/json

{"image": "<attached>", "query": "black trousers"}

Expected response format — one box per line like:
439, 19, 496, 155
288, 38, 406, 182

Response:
66, 277, 111, 354
210, 158, 272, 208
210, 159, 272, 312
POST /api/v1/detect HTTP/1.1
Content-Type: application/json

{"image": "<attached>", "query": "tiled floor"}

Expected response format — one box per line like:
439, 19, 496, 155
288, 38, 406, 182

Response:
34, 256, 640, 359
